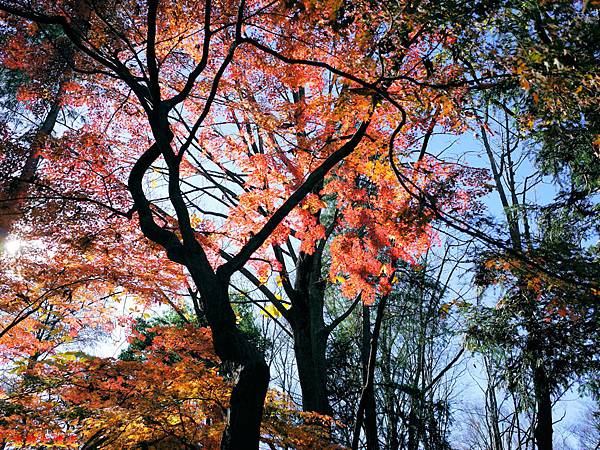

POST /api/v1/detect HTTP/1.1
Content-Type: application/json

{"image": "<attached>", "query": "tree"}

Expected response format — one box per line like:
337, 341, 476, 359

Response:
5, 1, 595, 448
0, 313, 341, 449
464, 83, 600, 450
190, 0, 486, 418
0, 1, 498, 446
391, 2, 600, 447
327, 250, 466, 449
0, 0, 454, 446
0, 1, 100, 243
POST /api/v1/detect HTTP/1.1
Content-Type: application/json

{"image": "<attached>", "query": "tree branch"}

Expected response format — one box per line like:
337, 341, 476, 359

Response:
218, 117, 373, 281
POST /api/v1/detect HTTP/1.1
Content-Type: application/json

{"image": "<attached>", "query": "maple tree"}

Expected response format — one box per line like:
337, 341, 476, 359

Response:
0, 1, 163, 384
0, 1, 391, 446
1, 316, 342, 449
0, 0, 495, 448
200, 0, 490, 418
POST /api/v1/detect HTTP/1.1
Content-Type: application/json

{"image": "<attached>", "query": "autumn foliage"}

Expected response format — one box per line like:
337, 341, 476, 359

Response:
1, 321, 341, 448
0, 0, 492, 448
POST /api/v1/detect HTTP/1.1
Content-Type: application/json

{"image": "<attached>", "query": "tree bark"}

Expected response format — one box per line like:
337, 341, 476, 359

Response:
361, 305, 379, 450
221, 356, 270, 449
293, 321, 331, 415
188, 265, 269, 450
533, 363, 553, 450
288, 249, 333, 416
352, 294, 389, 450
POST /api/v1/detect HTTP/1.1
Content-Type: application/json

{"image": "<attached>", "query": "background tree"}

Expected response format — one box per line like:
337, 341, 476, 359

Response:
462, 12, 600, 443
326, 248, 466, 449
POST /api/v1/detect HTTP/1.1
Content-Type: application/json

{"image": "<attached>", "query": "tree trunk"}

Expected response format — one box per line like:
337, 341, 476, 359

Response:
533, 363, 553, 450
483, 355, 505, 450
0, 1, 95, 243
0, 83, 63, 242
407, 399, 419, 450
289, 250, 333, 416
352, 294, 389, 450
221, 356, 270, 449
361, 305, 379, 450
486, 380, 504, 450
379, 327, 400, 450
188, 265, 269, 450
294, 321, 332, 415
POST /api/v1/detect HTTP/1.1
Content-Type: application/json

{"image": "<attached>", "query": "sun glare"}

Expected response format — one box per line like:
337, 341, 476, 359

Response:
3, 239, 23, 256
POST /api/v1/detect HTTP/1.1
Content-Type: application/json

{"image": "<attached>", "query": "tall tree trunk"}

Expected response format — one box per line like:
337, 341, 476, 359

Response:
0, 1, 95, 243
147, 116, 270, 449
407, 399, 419, 450
221, 355, 270, 449
533, 363, 553, 450
361, 305, 379, 450
378, 323, 402, 450
188, 265, 269, 450
0, 77, 63, 242
294, 320, 331, 415
485, 376, 504, 450
285, 88, 333, 415
288, 249, 333, 416
352, 294, 389, 450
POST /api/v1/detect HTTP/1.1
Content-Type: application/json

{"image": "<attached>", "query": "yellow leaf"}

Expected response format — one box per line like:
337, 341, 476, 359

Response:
190, 214, 202, 228
261, 303, 281, 318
